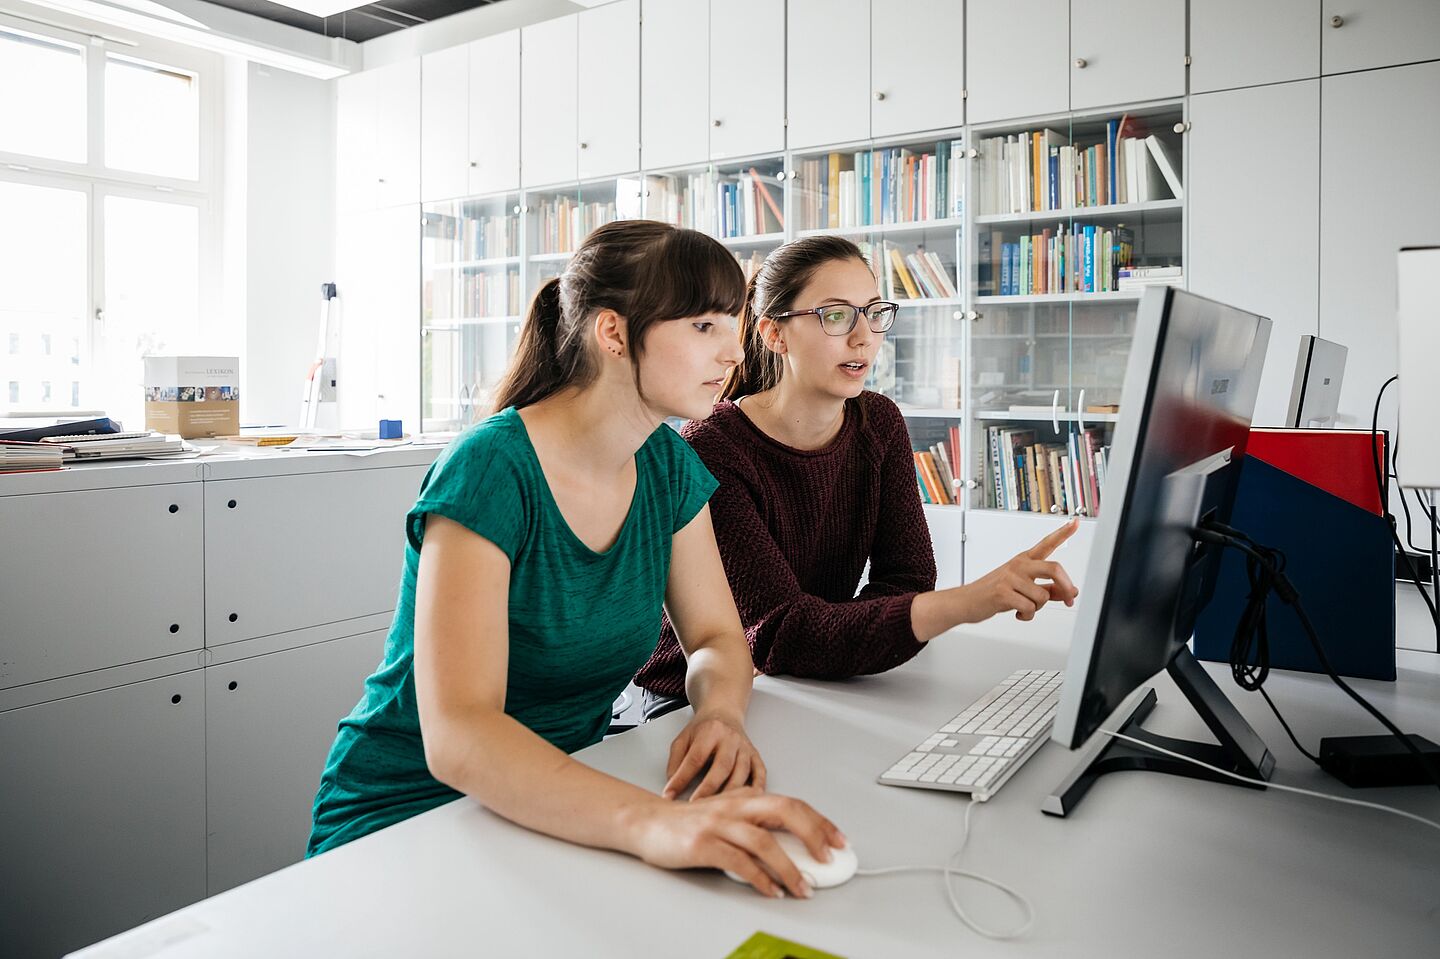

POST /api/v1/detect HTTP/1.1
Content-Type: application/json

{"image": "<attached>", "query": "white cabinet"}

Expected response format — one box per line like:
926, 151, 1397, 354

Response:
786, 0, 870, 149
709, 0, 786, 159
1191, 0, 1319, 93
376, 60, 422, 209
1322, 0, 1440, 75
0, 670, 206, 959
925, 505, 965, 590
1321, 60, 1440, 441
1070, 0, 1186, 110
522, 14, 579, 188
337, 61, 420, 211
578, 0, 640, 179
642, 0, 710, 169
1189, 81, 1320, 427
205, 630, 387, 895
203, 463, 425, 645
421, 44, 470, 203
0, 482, 203, 688
962, 510, 1095, 645
870, 0, 965, 138
468, 30, 522, 195
966, 0, 1069, 125
336, 69, 378, 214
335, 204, 420, 430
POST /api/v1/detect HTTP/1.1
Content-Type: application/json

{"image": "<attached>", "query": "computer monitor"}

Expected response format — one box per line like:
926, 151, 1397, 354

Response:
1045, 287, 1275, 817
1285, 335, 1347, 429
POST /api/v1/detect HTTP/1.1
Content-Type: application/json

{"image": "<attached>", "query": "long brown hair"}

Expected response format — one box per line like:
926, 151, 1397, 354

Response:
721, 235, 871, 401
492, 220, 745, 412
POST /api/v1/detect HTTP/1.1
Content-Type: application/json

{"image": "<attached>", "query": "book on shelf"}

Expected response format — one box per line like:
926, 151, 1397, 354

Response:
718, 172, 783, 238
535, 195, 617, 255
983, 425, 1111, 515
992, 223, 1134, 295
459, 212, 519, 261
1117, 265, 1184, 291
648, 172, 709, 230
885, 246, 957, 300
978, 121, 1182, 215
799, 138, 964, 230
913, 440, 962, 506
733, 249, 766, 282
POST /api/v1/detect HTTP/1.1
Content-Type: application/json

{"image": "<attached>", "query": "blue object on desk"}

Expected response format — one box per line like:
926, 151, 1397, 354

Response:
379, 419, 403, 440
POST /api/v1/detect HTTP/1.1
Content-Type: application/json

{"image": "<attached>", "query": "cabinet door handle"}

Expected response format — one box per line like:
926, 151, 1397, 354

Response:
1074, 58, 1088, 69
713, 119, 722, 127
873, 91, 886, 101
1052, 390, 1061, 435
1077, 389, 1087, 433
469, 161, 478, 167
1330, 14, 1344, 27
579, 142, 589, 150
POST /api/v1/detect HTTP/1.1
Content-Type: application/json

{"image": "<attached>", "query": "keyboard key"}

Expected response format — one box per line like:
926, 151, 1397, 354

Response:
886, 770, 922, 781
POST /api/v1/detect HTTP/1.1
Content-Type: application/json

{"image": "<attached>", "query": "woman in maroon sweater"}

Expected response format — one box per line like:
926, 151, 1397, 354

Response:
635, 236, 1078, 718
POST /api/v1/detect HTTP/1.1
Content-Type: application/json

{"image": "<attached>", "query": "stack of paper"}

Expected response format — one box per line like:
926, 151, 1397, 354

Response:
39, 430, 189, 460
0, 440, 67, 473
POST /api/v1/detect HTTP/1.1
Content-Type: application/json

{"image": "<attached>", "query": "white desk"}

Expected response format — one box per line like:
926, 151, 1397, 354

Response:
70, 624, 1440, 959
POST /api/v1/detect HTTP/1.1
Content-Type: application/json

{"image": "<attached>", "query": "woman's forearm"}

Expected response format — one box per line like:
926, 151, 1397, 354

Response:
682, 631, 754, 720
908, 585, 981, 643
424, 706, 664, 855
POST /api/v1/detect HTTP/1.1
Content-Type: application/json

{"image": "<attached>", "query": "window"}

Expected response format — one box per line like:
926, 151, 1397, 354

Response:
0, 27, 86, 163
105, 54, 199, 180
0, 15, 216, 416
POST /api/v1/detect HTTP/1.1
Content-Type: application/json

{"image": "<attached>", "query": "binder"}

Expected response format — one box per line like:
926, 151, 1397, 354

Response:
1193, 435, 1396, 682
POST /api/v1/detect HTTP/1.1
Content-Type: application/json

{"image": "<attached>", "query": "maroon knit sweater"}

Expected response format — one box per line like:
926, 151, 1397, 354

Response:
634, 392, 937, 698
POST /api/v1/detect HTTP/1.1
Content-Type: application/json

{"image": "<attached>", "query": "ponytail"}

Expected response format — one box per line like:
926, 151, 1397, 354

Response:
492, 277, 581, 412
719, 235, 871, 402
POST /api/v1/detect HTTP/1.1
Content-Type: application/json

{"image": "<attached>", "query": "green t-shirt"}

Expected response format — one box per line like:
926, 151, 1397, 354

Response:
307, 407, 717, 856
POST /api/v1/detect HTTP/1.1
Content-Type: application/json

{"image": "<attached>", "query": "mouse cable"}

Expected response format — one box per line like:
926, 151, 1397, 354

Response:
856, 798, 1036, 941
1100, 729, 1440, 835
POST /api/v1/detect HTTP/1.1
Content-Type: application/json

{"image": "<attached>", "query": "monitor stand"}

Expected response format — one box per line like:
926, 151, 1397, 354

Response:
1043, 647, 1276, 817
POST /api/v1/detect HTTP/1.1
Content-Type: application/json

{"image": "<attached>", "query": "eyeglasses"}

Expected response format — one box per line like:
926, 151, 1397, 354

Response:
772, 301, 899, 337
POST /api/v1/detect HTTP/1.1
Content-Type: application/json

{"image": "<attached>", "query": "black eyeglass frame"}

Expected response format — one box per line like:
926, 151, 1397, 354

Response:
770, 301, 900, 336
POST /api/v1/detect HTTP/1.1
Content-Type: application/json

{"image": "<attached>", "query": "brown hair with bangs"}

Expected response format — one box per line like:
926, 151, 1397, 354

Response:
492, 219, 745, 412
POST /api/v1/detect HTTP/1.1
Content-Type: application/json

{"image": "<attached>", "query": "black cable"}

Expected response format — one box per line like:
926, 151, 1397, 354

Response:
1196, 521, 1440, 794
1370, 376, 1440, 630
1390, 434, 1440, 555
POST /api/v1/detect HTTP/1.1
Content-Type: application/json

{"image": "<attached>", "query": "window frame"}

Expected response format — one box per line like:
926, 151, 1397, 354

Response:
0, 11, 222, 414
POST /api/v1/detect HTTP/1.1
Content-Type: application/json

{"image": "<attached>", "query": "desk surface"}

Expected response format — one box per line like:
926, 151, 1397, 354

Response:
72, 625, 1440, 959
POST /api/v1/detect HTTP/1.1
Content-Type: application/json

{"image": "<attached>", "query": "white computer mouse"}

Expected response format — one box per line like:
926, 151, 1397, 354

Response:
723, 831, 859, 890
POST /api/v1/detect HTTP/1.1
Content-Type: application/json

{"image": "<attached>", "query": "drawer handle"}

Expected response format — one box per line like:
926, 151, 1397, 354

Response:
227, 499, 237, 509
228, 613, 238, 623
171, 694, 182, 704
168, 504, 179, 513
169, 623, 180, 633
228, 681, 238, 691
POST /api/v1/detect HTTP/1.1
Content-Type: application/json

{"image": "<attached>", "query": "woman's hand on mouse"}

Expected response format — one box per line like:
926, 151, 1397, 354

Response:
624, 788, 845, 899
662, 709, 766, 800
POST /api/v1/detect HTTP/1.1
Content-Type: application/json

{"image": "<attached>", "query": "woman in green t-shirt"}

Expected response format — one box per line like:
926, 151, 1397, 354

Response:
308, 220, 843, 900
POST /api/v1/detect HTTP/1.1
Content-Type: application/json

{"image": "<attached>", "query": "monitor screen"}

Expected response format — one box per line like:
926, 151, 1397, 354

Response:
1051, 287, 1271, 749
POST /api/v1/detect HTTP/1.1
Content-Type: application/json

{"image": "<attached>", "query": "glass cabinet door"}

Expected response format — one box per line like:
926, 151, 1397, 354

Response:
421, 193, 522, 432
968, 106, 1185, 518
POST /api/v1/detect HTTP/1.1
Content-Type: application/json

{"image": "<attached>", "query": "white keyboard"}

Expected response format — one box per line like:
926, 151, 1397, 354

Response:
878, 669, 1063, 801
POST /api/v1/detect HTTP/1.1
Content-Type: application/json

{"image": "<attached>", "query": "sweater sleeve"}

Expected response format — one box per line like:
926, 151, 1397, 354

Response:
854, 397, 939, 601
707, 452, 929, 681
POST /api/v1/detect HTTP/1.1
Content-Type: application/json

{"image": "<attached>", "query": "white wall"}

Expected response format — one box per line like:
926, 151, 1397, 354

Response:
242, 63, 335, 425
360, 0, 582, 66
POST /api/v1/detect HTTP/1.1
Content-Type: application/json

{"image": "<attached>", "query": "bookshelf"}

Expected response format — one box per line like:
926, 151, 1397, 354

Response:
413, 102, 1187, 531
967, 102, 1185, 520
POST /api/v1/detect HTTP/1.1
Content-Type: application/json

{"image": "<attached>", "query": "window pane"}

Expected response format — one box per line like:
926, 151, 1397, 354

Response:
101, 195, 200, 425
0, 180, 88, 411
0, 28, 86, 163
105, 54, 199, 180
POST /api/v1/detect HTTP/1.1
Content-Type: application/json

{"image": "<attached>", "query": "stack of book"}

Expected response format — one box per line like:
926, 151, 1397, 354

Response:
39, 430, 188, 461
1117, 265, 1184, 291
463, 267, 521, 318
913, 428, 963, 505
647, 172, 709, 230
460, 211, 519, 260
976, 117, 1183, 215
534, 196, 618, 255
984, 426, 1110, 516
0, 440, 67, 473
